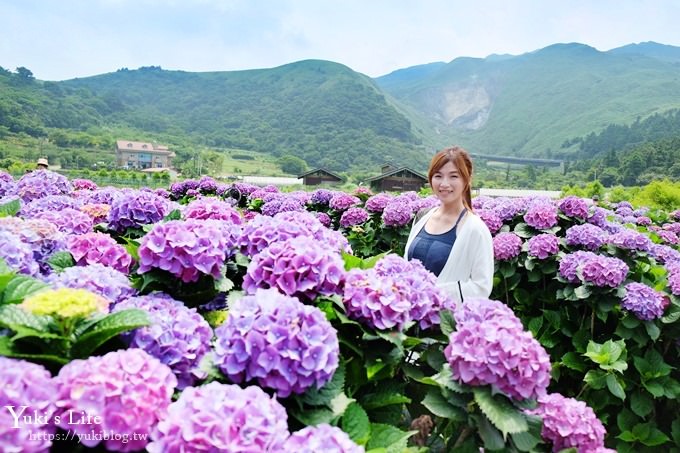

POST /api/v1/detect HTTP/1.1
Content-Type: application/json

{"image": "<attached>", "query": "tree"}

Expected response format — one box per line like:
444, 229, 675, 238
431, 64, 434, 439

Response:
277, 155, 308, 175
15, 67, 34, 83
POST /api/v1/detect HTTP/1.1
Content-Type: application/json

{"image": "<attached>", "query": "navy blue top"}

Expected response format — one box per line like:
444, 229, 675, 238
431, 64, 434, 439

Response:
408, 209, 467, 277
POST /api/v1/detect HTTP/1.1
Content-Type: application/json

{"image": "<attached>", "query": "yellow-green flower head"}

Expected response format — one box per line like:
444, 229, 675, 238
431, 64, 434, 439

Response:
22, 288, 109, 319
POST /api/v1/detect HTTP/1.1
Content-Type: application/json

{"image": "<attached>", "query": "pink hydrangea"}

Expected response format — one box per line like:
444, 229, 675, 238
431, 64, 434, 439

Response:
527, 233, 560, 259
558, 196, 589, 219
183, 197, 242, 223
565, 224, 608, 250
148, 383, 289, 452
340, 207, 370, 227
621, 282, 669, 320
477, 208, 503, 234
283, 424, 365, 453
445, 298, 551, 400
67, 232, 133, 273
54, 349, 177, 451
523, 203, 558, 230
493, 232, 523, 260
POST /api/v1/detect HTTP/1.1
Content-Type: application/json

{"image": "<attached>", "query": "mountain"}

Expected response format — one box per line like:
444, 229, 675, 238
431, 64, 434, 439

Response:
375, 42, 680, 158
607, 41, 680, 62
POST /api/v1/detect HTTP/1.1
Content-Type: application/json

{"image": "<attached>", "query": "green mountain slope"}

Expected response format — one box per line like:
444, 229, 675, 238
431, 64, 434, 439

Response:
376, 43, 680, 158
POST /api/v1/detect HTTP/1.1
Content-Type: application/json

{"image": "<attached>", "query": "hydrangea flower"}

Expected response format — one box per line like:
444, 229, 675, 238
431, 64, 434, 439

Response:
477, 208, 503, 234
183, 197, 242, 223
198, 175, 218, 193
668, 271, 680, 296
636, 216, 652, 226
493, 198, 526, 222
365, 193, 393, 212
114, 293, 213, 389
310, 188, 334, 206
587, 206, 609, 228
243, 236, 345, 301
67, 232, 133, 273
147, 382, 288, 452
523, 203, 558, 230
48, 263, 135, 306
527, 233, 560, 259
107, 190, 171, 232
621, 282, 669, 320
581, 254, 629, 288
608, 229, 653, 252
315, 211, 332, 227
0, 217, 65, 273
283, 424, 365, 453
23, 287, 109, 319
472, 195, 495, 210
55, 349, 176, 451
565, 224, 608, 250
33, 208, 93, 235
329, 193, 361, 211
0, 171, 14, 197
21, 195, 83, 218
650, 244, 680, 264
656, 229, 679, 245
261, 196, 305, 216
559, 196, 589, 219
0, 357, 58, 452
13, 170, 72, 202
214, 289, 340, 397
493, 232, 523, 260
382, 198, 414, 227
445, 298, 551, 400
138, 219, 239, 283
79, 186, 121, 205
72, 178, 98, 190
340, 207, 369, 227
558, 251, 596, 284
0, 230, 40, 275
526, 393, 607, 453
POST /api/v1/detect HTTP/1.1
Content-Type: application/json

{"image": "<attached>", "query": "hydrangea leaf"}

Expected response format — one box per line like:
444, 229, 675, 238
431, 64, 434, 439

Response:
473, 413, 505, 451
47, 251, 76, 273
342, 402, 371, 445
300, 363, 345, 406
0, 198, 20, 217
71, 309, 150, 358
422, 388, 465, 421
365, 423, 416, 452
1, 275, 50, 305
473, 387, 528, 437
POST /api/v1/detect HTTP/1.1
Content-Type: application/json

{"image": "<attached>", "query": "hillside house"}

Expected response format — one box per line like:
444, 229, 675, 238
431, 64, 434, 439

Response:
298, 168, 343, 186
367, 166, 428, 192
116, 140, 175, 169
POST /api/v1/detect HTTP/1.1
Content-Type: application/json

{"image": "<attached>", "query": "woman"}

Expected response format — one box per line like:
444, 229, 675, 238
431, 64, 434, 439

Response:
404, 146, 493, 304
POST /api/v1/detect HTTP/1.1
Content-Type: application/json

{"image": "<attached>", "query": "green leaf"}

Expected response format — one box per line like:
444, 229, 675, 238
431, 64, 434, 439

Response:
630, 391, 654, 418
561, 351, 586, 372
71, 309, 150, 358
1, 276, 50, 305
0, 198, 20, 217
671, 418, 680, 446
584, 339, 627, 372
606, 373, 626, 400
163, 209, 182, 221
0, 336, 68, 364
330, 392, 355, 417
634, 349, 673, 379
422, 389, 465, 421
47, 251, 76, 273
301, 363, 345, 406
121, 237, 140, 262
633, 422, 670, 447
292, 407, 335, 425
621, 315, 641, 329
0, 305, 54, 336
473, 413, 506, 451
214, 276, 234, 292
430, 365, 466, 393
513, 287, 532, 305
583, 370, 607, 389
527, 317, 543, 337
439, 310, 455, 337
574, 285, 592, 299
473, 387, 528, 436
361, 389, 411, 410
617, 408, 639, 433
342, 402, 371, 445
513, 222, 533, 238
643, 321, 661, 341
511, 430, 542, 452
366, 424, 415, 452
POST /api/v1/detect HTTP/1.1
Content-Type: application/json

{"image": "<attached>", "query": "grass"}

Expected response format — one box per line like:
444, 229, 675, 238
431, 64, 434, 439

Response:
218, 148, 292, 177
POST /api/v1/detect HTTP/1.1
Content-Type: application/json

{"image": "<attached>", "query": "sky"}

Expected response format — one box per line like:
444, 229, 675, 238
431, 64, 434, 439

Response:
2, 0, 680, 81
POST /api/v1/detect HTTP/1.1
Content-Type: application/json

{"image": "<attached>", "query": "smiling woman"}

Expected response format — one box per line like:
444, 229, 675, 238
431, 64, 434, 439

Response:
404, 146, 494, 305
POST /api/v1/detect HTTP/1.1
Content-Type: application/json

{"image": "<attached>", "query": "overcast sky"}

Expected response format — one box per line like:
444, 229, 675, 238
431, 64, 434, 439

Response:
2, 0, 680, 81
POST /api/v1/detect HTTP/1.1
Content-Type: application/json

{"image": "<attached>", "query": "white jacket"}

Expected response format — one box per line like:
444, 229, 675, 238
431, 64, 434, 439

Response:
404, 208, 494, 304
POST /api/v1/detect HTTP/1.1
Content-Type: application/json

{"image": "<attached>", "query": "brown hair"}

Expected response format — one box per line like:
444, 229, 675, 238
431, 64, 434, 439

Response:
428, 146, 474, 211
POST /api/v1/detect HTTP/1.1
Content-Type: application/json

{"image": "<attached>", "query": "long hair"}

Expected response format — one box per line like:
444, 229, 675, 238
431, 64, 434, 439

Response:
428, 146, 474, 211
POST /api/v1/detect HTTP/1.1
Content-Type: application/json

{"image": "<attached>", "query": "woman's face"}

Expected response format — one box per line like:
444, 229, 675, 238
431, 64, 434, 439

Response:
431, 161, 465, 207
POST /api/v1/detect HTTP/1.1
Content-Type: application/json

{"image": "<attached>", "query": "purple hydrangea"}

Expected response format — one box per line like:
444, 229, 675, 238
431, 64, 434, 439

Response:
445, 298, 551, 400
315, 211, 332, 227
527, 233, 560, 259
214, 289, 340, 397
183, 198, 242, 223
0, 357, 58, 452
365, 193, 393, 212
559, 196, 589, 219
524, 203, 558, 230
636, 216, 652, 226
559, 251, 597, 284
243, 236, 345, 301
55, 349, 177, 451
67, 232, 133, 273
493, 198, 526, 222
607, 229, 653, 252
107, 190, 171, 232
581, 254, 629, 288
342, 255, 450, 331
198, 176, 218, 193
289, 190, 312, 204
0, 171, 14, 197
329, 193, 361, 211
477, 208, 503, 234
48, 263, 135, 305
668, 271, 680, 296
79, 186, 121, 205
72, 178, 98, 190
0, 230, 40, 275
340, 207, 370, 228
0, 217, 65, 273
472, 195, 495, 210
21, 195, 83, 218
310, 188, 334, 205
382, 198, 414, 227
283, 424, 365, 453
650, 244, 680, 264
493, 232, 523, 260
656, 229, 679, 245
587, 207, 609, 228
33, 208, 93, 235
621, 282, 669, 320
261, 196, 306, 217
138, 219, 239, 283
13, 170, 72, 202
565, 224, 608, 250
148, 382, 288, 452
616, 206, 634, 217
526, 393, 607, 453
114, 293, 213, 388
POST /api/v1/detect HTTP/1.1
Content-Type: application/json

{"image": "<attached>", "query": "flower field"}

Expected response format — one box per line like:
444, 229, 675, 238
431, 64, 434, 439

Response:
0, 169, 679, 452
